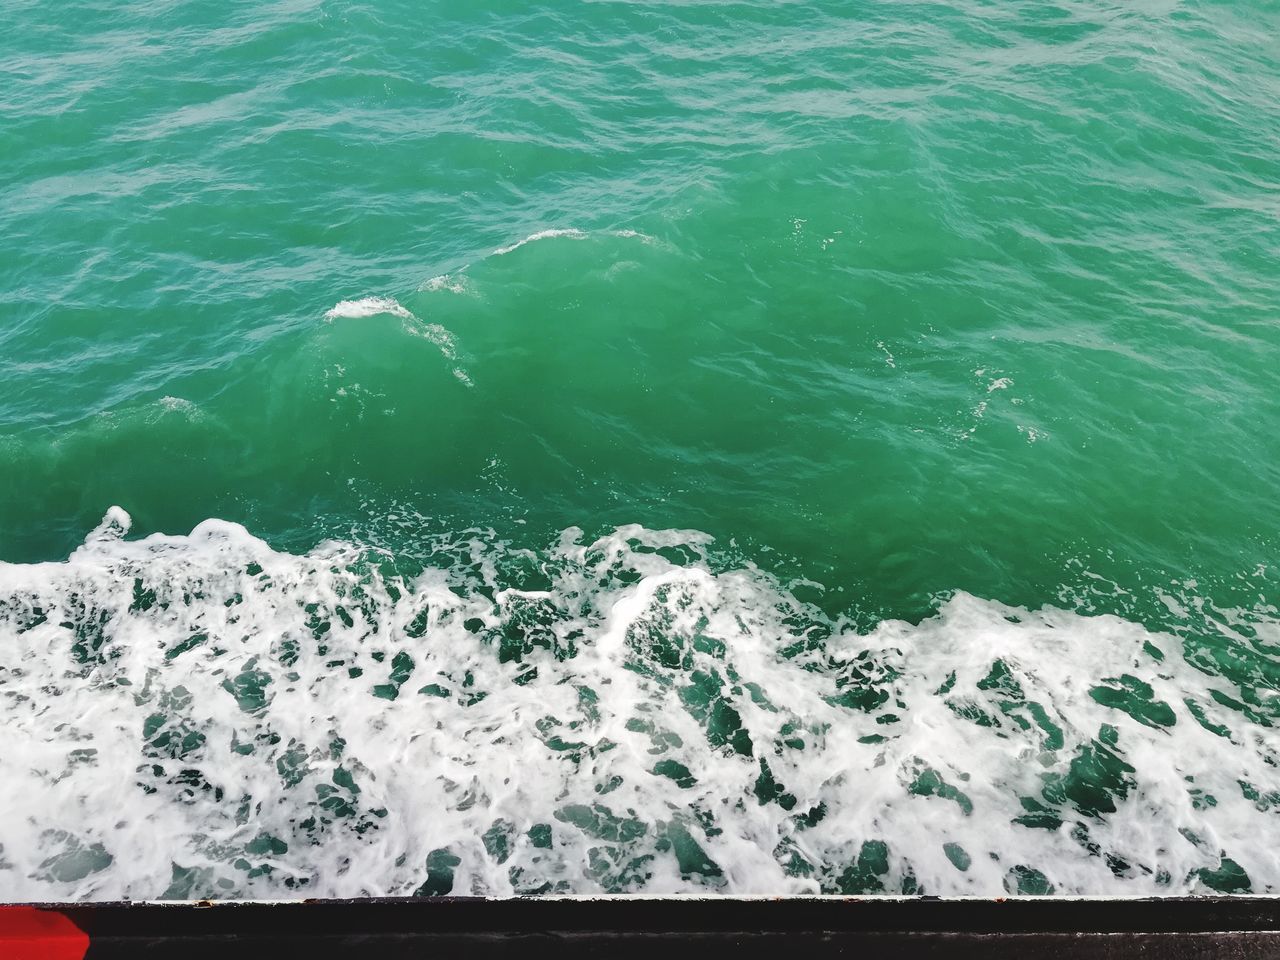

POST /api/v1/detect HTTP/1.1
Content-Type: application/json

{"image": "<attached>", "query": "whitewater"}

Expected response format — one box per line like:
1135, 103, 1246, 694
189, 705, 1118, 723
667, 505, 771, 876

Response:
0, 510, 1274, 899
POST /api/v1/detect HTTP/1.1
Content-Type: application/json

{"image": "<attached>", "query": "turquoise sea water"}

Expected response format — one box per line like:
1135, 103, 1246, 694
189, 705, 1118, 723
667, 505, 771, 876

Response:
1, 0, 1278, 899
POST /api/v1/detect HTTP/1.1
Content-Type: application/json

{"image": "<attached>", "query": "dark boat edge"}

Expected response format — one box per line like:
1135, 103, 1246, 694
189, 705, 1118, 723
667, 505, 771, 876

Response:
6, 896, 1280, 958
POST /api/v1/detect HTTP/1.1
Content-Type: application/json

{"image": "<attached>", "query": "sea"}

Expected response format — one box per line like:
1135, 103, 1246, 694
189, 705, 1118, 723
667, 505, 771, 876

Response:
1, 0, 1278, 899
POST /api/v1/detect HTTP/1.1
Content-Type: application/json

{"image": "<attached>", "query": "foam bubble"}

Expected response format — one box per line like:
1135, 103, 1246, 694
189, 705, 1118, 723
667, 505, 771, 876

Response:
0, 513, 1275, 900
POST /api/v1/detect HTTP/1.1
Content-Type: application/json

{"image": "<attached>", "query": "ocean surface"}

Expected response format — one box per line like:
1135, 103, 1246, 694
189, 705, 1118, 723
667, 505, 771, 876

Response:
1, 0, 1278, 900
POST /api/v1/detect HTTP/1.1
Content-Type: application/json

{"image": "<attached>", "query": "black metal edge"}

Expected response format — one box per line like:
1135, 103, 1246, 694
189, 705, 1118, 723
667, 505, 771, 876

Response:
15, 896, 1280, 939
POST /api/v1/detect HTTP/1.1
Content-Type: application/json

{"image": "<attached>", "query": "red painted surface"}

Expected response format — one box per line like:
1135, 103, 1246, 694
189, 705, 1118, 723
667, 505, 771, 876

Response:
0, 907, 89, 960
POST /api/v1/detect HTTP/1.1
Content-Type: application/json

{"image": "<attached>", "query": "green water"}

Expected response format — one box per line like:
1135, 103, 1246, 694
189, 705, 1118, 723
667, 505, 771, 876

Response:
1, 0, 1279, 898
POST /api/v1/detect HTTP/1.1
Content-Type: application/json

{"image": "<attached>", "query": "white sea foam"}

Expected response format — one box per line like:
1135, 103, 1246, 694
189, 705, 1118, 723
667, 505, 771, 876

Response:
403, 320, 459, 361
492, 228, 655, 257
323, 297, 472, 387
493, 228, 589, 256
324, 296, 414, 321
0, 512, 1276, 900
419, 274, 470, 295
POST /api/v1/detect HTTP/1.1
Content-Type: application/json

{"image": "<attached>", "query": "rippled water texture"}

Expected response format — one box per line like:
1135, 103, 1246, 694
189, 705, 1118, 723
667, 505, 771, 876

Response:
1, 0, 1278, 898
